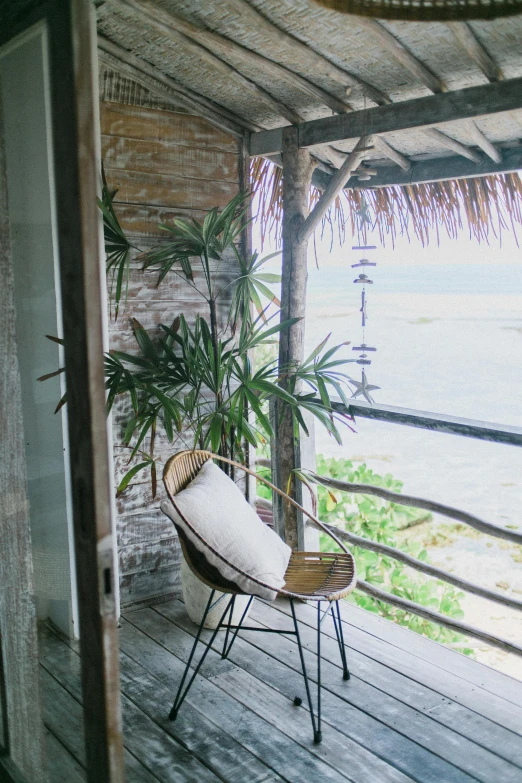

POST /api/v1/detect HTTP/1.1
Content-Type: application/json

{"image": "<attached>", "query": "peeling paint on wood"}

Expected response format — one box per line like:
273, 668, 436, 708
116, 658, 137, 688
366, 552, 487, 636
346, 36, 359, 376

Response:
100, 102, 238, 151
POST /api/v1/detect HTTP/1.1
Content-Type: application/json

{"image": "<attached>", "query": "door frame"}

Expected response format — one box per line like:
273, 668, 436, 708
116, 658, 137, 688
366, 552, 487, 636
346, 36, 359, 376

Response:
0, 2, 125, 781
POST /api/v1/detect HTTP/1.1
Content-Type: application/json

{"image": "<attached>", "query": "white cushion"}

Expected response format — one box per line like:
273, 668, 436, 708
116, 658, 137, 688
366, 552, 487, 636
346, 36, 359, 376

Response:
160, 459, 291, 601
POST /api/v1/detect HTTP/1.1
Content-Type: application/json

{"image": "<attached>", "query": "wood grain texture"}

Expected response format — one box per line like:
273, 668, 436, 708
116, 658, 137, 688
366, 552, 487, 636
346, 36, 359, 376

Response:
124, 610, 408, 783
0, 81, 48, 783
271, 598, 522, 734
246, 601, 522, 780
101, 86, 242, 608
100, 102, 241, 150
102, 135, 239, 181
105, 167, 239, 210
250, 76, 522, 154
277, 126, 315, 550
39, 600, 522, 783
51, 5, 125, 779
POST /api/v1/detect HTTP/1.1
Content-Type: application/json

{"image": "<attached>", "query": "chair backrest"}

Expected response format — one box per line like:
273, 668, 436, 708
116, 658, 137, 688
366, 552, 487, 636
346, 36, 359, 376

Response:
163, 449, 213, 498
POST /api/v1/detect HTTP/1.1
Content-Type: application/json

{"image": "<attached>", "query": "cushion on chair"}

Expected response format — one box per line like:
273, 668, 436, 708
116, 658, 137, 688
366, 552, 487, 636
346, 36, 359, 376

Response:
160, 459, 292, 601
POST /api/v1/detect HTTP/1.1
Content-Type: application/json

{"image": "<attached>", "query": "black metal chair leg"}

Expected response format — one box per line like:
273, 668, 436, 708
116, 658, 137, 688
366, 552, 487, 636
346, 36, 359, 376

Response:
169, 592, 233, 721
331, 600, 350, 681
221, 595, 236, 658
222, 595, 254, 660
289, 599, 320, 743
316, 601, 322, 744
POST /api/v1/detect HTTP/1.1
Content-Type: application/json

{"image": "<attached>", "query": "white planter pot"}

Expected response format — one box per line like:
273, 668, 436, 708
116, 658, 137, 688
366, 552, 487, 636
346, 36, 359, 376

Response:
180, 554, 252, 629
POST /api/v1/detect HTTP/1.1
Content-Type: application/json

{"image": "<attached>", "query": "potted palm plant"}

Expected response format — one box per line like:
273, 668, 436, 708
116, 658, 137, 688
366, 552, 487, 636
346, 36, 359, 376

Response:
49, 188, 357, 625
105, 192, 356, 493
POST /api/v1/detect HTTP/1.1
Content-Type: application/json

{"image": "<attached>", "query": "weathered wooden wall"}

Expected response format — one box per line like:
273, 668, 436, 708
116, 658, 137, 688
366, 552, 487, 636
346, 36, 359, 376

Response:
100, 69, 242, 609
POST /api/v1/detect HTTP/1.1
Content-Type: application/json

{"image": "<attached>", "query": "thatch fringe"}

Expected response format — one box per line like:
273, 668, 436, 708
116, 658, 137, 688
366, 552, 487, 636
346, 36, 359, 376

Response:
250, 157, 522, 248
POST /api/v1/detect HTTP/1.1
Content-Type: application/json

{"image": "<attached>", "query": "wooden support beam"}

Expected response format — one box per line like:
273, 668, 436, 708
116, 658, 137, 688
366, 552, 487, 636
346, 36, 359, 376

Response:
97, 36, 257, 136
358, 19, 444, 94
277, 127, 315, 550
108, 0, 301, 125
357, 21, 501, 165
467, 121, 502, 163
373, 136, 411, 171
423, 127, 481, 163
342, 143, 522, 189
297, 137, 371, 243
448, 22, 503, 82
250, 76, 522, 155
222, 0, 390, 106
116, 0, 351, 115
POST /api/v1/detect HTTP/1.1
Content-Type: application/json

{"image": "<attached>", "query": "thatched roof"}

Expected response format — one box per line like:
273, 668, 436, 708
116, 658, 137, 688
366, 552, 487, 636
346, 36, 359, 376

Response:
252, 157, 522, 246
96, 0, 522, 242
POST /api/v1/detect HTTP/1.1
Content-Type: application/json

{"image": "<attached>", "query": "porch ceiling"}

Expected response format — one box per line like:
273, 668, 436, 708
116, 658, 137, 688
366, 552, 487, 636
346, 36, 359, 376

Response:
96, 0, 522, 187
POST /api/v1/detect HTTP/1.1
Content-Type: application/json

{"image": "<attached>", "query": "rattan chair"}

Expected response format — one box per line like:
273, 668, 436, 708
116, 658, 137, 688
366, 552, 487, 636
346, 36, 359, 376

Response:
163, 449, 356, 744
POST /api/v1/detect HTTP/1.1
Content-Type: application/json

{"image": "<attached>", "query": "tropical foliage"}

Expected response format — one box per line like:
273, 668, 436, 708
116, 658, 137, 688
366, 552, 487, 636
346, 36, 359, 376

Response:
104, 192, 357, 493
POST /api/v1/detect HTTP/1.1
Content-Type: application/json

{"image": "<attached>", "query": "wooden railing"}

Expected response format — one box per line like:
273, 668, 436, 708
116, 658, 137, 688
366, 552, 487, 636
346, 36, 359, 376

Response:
264, 399, 522, 657
309, 400, 522, 657
311, 474, 522, 657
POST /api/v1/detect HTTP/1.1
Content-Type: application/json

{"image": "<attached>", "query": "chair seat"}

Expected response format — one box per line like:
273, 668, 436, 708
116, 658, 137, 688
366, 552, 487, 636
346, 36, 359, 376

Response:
282, 551, 355, 602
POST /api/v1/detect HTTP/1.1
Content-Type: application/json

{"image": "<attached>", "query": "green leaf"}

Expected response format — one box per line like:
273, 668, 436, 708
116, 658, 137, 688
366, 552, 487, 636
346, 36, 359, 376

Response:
116, 461, 151, 496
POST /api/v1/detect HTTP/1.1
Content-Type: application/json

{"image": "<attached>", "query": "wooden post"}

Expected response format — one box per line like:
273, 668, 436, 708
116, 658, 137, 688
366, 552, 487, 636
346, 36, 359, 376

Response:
277, 126, 315, 549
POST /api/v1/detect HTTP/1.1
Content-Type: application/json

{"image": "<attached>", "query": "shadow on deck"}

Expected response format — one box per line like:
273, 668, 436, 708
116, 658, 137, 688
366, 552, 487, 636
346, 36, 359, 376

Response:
39, 597, 522, 782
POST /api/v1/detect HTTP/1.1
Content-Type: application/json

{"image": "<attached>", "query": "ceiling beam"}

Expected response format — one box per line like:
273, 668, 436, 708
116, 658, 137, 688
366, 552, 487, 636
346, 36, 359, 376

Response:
467, 121, 502, 163
448, 22, 503, 83
357, 19, 444, 94
250, 76, 522, 155
373, 136, 411, 171
117, 0, 351, 116
357, 20, 491, 164
423, 128, 481, 163
106, 0, 302, 125
336, 144, 522, 189
97, 36, 255, 136
223, 0, 389, 106
298, 137, 372, 243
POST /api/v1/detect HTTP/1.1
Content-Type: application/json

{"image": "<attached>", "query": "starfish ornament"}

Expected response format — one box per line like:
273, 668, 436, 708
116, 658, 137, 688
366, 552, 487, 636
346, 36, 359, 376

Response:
349, 369, 380, 405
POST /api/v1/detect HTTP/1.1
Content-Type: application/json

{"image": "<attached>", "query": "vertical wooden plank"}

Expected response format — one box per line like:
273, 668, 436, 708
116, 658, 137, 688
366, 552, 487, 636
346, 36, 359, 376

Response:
276, 126, 315, 549
47, 1, 124, 780
238, 130, 256, 503
0, 81, 48, 783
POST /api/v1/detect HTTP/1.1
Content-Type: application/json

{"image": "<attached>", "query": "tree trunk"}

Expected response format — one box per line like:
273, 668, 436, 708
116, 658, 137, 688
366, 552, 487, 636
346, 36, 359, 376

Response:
277, 126, 315, 549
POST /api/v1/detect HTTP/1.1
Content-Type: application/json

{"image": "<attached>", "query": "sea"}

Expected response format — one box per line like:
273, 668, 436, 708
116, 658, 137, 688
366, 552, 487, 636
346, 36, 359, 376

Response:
254, 225, 522, 532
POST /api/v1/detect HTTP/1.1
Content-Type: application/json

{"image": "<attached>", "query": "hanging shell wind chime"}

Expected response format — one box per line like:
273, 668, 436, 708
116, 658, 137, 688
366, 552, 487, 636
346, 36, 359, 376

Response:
349, 197, 380, 405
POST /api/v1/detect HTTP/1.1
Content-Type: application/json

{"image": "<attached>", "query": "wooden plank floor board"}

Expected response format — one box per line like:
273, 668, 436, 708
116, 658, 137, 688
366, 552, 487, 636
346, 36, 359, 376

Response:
248, 601, 522, 767
267, 599, 522, 734
45, 730, 86, 783
39, 597, 522, 783
336, 601, 522, 706
39, 626, 218, 783
119, 647, 289, 783
120, 617, 360, 783
230, 609, 522, 781
156, 602, 480, 783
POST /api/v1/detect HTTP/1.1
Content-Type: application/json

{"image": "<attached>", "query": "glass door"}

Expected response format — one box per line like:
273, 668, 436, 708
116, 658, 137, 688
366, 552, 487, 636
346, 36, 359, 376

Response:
0, 3, 124, 782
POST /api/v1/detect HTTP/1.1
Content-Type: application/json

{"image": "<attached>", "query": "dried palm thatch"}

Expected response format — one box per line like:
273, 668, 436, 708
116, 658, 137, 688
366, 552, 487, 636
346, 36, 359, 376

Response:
251, 156, 522, 248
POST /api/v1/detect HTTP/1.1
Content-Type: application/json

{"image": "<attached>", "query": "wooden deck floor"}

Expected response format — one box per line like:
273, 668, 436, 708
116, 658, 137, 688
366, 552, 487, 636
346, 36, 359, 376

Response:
40, 597, 522, 782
